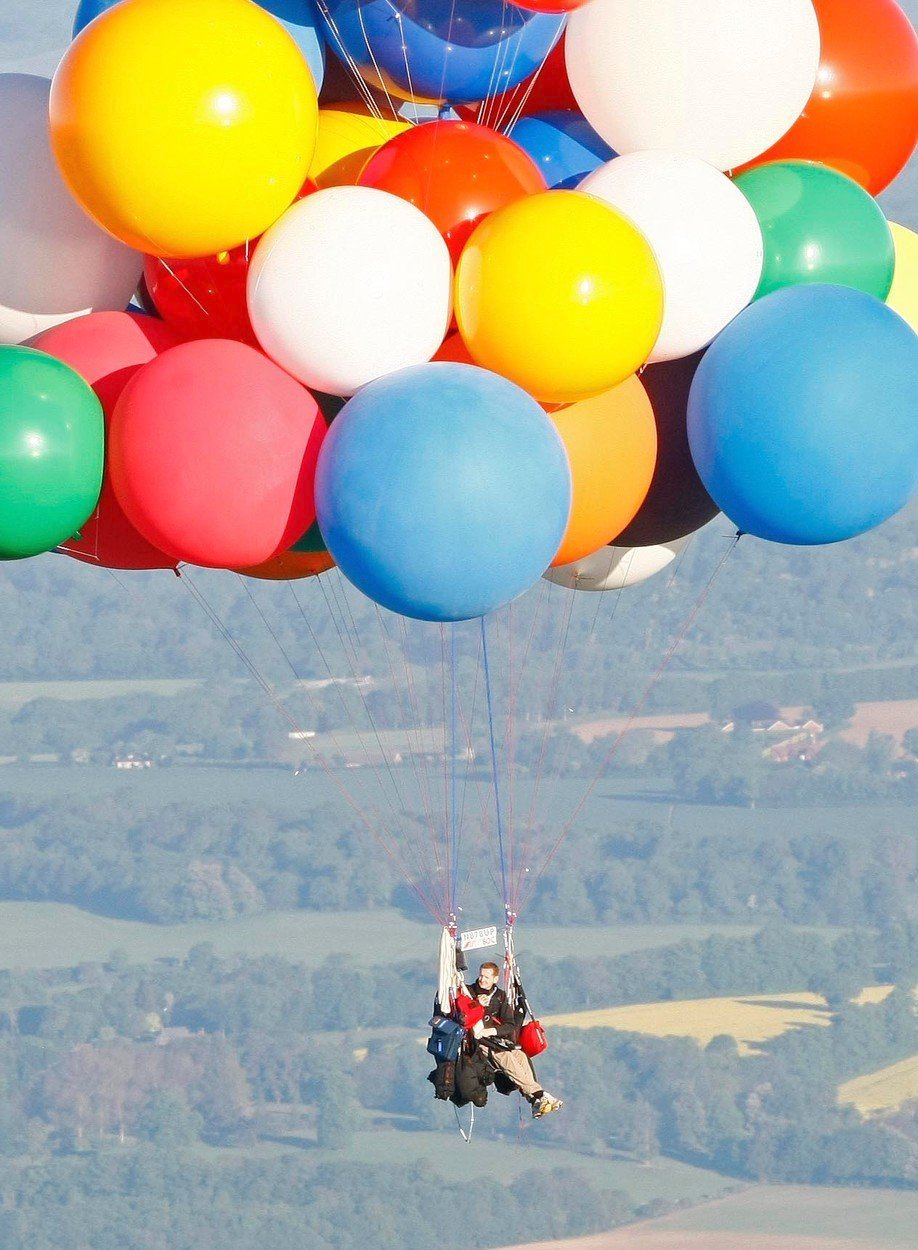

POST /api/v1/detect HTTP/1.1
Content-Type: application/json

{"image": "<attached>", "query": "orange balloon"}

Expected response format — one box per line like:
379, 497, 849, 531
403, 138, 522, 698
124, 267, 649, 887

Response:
549, 376, 657, 567
236, 550, 334, 581
740, 0, 918, 195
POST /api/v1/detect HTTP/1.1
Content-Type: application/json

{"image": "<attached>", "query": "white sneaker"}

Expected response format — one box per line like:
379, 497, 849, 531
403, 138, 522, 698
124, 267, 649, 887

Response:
532, 1093, 564, 1118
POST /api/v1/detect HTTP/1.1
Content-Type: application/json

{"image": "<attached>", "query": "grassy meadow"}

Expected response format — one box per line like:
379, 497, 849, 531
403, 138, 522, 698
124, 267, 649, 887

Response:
0, 899, 781, 971
498, 1185, 918, 1250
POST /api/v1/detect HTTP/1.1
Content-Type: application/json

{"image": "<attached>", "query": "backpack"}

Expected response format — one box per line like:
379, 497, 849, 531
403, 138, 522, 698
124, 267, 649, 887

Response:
426, 1014, 466, 1063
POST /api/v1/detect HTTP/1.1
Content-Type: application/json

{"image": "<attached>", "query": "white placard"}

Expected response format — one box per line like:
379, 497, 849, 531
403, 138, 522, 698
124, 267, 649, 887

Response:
459, 926, 498, 953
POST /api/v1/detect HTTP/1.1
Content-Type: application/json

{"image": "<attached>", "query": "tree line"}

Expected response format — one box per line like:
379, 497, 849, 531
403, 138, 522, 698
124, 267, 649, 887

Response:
0, 922, 915, 1248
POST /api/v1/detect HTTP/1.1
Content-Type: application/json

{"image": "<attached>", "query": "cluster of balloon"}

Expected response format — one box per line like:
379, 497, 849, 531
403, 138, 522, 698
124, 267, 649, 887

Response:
0, 0, 914, 624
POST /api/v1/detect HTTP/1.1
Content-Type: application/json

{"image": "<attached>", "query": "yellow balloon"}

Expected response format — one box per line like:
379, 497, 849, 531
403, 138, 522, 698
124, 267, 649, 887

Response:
50, 0, 318, 258
886, 222, 918, 334
456, 191, 663, 406
308, 104, 411, 190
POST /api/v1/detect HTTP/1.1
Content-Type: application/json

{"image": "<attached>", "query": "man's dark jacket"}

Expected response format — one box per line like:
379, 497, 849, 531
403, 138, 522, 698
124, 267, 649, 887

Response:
467, 980, 522, 1042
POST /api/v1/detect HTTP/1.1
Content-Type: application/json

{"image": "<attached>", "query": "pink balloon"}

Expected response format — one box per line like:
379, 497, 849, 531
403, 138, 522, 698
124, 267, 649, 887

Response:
32, 312, 182, 570
110, 340, 326, 568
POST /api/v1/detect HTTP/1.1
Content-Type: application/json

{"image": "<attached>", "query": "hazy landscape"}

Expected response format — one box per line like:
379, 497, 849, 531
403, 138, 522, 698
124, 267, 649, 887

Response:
0, 4, 916, 1249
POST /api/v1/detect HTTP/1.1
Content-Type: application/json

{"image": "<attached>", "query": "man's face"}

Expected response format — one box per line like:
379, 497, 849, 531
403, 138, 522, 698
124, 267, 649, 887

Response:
477, 965, 499, 993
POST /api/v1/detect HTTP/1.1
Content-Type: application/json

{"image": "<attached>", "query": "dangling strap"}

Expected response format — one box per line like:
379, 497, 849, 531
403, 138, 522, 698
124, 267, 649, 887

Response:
503, 922, 532, 1022
453, 1101, 475, 1144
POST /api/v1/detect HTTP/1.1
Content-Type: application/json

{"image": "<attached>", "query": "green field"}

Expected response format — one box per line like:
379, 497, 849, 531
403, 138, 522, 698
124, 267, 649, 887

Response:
198, 1125, 737, 1207
0, 900, 785, 971
0, 760, 911, 838
0, 678, 202, 711
649, 1184, 918, 1244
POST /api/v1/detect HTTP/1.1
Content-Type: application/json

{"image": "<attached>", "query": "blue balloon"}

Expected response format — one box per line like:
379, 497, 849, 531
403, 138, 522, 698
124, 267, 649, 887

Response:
73, 0, 327, 91
318, 1, 564, 106
508, 110, 616, 190
316, 363, 572, 621
687, 285, 918, 546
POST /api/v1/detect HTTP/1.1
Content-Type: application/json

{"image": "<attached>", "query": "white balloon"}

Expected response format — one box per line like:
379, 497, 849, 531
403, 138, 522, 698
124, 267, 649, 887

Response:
581, 152, 763, 362
544, 537, 690, 592
0, 74, 142, 345
248, 187, 453, 396
566, 0, 821, 172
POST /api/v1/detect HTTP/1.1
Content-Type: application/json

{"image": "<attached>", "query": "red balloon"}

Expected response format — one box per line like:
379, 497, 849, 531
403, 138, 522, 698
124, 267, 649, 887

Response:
144, 180, 319, 344
460, 37, 577, 126
144, 244, 259, 346
508, 1, 590, 10
740, 0, 918, 195
358, 121, 545, 264
110, 340, 327, 569
434, 332, 475, 364
31, 312, 182, 570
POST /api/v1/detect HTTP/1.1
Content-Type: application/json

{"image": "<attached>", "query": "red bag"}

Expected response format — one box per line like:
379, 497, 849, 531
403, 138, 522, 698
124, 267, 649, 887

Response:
519, 1019, 548, 1058
453, 993, 485, 1029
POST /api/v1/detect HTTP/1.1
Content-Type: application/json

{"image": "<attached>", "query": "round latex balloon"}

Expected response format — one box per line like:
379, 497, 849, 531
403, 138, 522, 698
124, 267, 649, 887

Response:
566, 0, 821, 171
687, 285, 918, 546
508, 111, 616, 189
50, 0, 318, 257
886, 222, 918, 333
144, 174, 318, 348
72, 0, 327, 91
741, 0, 918, 195
110, 340, 327, 568
357, 121, 546, 264
309, 104, 410, 189
455, 190, 663, 404
509, 1, 588, 10
292, 519, 329, 553
544, 537, 689, 591
0, 346, 104, 559
318, 1, 564, 106
460, 35, 578, 123
549, 376, 657, 567
248, 187, 453, 396
236, 550, 334, 580
144, 246, 260, 347
434, 333, 475, 365
316, 362, 572, 621
0, 74, 141, 344
31, 312, 180, 570
613, 353, 719, 548
582, 152, 763, 362
734, 161, 895, 300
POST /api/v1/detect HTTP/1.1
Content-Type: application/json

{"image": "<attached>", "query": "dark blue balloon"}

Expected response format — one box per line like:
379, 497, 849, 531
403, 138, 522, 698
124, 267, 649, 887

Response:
73, 0, 327, 90
508, 110, 616, 190
315, 363, 572, 621
318, 1, 564, 106
687, 285, 918, 546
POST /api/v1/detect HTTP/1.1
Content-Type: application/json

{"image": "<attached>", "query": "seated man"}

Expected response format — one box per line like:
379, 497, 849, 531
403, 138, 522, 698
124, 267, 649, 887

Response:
468, 961, 563, 1118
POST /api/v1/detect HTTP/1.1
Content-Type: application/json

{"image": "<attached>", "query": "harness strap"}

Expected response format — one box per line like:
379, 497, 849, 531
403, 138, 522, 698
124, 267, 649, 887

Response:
453, 1101, 475, 1144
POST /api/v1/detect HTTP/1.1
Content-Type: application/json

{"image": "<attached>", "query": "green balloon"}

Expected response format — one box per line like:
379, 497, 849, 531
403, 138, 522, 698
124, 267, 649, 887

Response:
292, 519, 328, 555
735, 161, 895, 302
0, 346, 104, 559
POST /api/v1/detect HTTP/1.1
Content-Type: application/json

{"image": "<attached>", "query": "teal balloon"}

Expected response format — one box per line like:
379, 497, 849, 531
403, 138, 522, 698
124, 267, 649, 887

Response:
0, 346, 104, 559
735, 160, 895, 301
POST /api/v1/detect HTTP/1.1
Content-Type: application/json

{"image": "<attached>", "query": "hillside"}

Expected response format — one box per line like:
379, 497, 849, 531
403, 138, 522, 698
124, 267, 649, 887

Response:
496, 1185, 918, 1250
